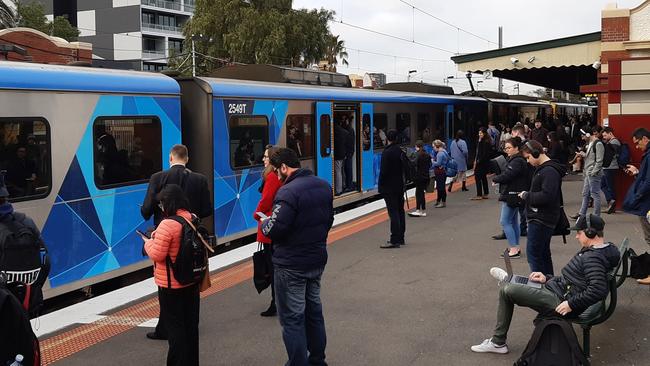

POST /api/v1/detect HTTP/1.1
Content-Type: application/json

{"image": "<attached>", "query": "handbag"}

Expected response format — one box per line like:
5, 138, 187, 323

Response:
628, 248, 650, 279
253, 243, 272, 294
553, 191, 570, 244
425, 178, 435, 193
199, 258, 211, 292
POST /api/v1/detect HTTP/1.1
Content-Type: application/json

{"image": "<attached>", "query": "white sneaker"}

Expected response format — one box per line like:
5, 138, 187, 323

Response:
420, 211, 427, 217
470, 338, 509, 354
489, 267, 508, 282
408, 211, 421, 217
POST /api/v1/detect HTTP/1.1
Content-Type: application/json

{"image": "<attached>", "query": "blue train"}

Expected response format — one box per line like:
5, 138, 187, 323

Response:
0, 62, 593, 298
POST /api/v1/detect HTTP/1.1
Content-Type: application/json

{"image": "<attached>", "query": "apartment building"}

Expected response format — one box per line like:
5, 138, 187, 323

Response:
37, 0, 194, 71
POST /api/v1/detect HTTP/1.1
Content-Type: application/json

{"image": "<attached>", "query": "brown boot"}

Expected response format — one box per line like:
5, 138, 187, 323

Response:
637, 275, 650, 285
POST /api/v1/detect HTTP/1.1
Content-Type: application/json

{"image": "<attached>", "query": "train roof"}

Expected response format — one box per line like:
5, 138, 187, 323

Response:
194, 77, 486, 104
0, 61, 180, 95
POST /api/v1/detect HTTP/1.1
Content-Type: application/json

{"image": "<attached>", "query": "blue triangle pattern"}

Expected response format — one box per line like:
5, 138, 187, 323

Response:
226, 199, 247, 235
66, 198, 107, 245
83, 251, 120, 279
154, 97, 181, 130
121, 96, 137, 115
215, 197, 237, 237
58, 156, 91, 202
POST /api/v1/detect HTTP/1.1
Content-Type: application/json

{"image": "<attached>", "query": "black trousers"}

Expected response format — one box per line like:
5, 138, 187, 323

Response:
159, 284, 200, 366
519, 205, 527, 233
383, 192, 405, 244
475, 164, 489, 196
415, 179, 428, 210
435, 171, 447, 203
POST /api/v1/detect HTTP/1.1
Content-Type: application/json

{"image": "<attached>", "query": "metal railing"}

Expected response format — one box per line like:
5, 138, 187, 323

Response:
142, 50, 166, 59
183, 2, 195, 12
141, 0, 182, 11
142, 22, 183, 35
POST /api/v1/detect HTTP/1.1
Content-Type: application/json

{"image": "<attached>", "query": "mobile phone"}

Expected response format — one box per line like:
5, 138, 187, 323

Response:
136, 229, 150, 239
256, 212, 269, 220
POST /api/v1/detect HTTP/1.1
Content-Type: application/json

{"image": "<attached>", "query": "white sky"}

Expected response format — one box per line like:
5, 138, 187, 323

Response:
293, 0, 643, 95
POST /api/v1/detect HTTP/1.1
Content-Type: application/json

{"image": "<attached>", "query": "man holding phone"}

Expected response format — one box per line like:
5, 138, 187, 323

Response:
622, 128, 650, 285
571, 126, 604, 220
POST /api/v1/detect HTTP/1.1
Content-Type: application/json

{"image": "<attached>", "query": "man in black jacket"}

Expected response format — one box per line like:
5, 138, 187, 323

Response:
262, 148, 333, 366
518, 140, 566, 275
333, 119, 349, 195
471, 214, 620, 354
379, 130, 407, 248
343, 116, 356, 192
141, 144, 212, 341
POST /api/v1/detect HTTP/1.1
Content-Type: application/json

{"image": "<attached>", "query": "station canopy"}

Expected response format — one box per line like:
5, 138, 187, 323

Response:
451, 32, 601, 94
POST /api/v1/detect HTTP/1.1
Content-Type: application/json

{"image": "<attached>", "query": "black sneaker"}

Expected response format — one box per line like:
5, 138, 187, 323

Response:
260, 303, 277, 317
569, 213, 581, 220
491, 233, 506, 240
146, 332, 167, 340
606, 201, 616, 214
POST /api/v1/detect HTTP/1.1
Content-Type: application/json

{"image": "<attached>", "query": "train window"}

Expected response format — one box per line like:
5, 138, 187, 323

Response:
417, 113, 431, 143
286, 115, 314, 159
93, 117, 162, 189
362, 114, 371, 151
229, 115, 269, 169
396, 113, 411, 144
319, 115, 331, 158
373, 113, 387, 150
0, 118, 52, 202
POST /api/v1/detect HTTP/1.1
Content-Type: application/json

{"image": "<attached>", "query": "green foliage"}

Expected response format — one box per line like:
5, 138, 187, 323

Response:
184, 0, 337, 75
14, 1, 79, 41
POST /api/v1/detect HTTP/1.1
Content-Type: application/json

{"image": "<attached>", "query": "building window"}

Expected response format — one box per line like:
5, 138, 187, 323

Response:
143, 38, 157, 52
396, 113, 411, 145
229, 116, 269, 169
93, 117, 162, 189
286, 115, 314, 159
0, 118, 52, 201
319, 115, 331, 157
143, 63, 167, 72
362, 114, 371, 151
168, 39, 183, 54
373, 113, 387, 150
417, 113, 431, 143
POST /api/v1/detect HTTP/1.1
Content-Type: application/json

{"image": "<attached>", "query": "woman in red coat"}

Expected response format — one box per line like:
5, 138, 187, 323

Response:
254, 145, 282, 316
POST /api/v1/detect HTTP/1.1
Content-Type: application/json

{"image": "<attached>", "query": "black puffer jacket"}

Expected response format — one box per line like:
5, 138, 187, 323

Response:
546, 243, 620, 315
524, 160, 567, 228
492, 154, 528, 203
415, 150, 432, 181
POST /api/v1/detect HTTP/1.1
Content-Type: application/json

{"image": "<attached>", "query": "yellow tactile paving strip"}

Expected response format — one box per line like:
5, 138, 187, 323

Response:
39, 177, 473, 365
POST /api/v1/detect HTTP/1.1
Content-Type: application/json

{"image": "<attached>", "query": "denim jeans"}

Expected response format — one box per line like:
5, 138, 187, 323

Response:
526, 221, 555, 275
579, 175, 602, 217
601, 169, 616, 202
275, 266, 327, 366
492, 283, 561, 345
500, 203, 520, 247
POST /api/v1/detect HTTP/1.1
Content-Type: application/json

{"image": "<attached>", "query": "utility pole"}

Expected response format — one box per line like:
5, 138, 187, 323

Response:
498, 26, 503, 93
191, 37, 196, 77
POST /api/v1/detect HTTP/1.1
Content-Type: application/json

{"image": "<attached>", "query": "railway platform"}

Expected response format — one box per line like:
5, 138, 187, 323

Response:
38, 177, 650, 365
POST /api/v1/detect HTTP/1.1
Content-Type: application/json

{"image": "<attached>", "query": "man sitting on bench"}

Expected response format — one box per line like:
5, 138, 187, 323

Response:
470, 214, 620, 354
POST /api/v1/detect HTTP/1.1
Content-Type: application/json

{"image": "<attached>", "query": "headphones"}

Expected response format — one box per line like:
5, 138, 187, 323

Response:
525, 141, 541, 159
584, 214, 597, 239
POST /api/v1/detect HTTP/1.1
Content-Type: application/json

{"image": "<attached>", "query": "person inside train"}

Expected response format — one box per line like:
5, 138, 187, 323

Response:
5, 146, 36, 198
143, 184, 201, 366
343, 114, 356, 192
362, 123, 371, 150
234, 131, 256, 167
96, 133, 132, 186
333, 117, 348, 195
286, 123, 303, 158
253, 145, 282, 317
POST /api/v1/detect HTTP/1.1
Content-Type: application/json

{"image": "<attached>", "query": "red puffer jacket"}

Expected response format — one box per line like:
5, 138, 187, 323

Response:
144, 209, 193, 289
253, 170, 282, 243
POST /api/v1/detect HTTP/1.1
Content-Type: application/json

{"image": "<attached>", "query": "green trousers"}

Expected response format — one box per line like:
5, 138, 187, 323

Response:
492, 282, 562, 345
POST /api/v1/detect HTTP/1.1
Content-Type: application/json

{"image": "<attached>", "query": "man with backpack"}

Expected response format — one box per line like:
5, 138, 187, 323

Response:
471, 214, 620, 355
141, 144, 212, 341
601, 127, 622, 214
570, 126, 605, 220
378, 130, 408, 248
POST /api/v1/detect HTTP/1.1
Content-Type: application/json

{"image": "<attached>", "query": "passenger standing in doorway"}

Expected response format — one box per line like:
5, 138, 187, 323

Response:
471, 127, 493, 200
261, 148, 334, 366
601, 127, 621, 214
253, 145, 282, 317
344, 115, 356, 192
379, 130, 407, 248
519, 140, 566, 275
408, 140, 431, 217
622, 128, 650, 285
141, 144, 212, 341
432, 140, 449, 208
449, 130, 469, 192
333, 119, 348, 195
143, 184, 201, 366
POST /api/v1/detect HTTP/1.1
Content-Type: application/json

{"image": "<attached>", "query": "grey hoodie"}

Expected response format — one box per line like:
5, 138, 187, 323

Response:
584, 139, 604, 177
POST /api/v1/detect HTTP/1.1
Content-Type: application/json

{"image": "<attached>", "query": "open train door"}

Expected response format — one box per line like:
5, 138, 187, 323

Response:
445, 105, 454, 146
315, 102, 333, 187
360, 103, 374, 191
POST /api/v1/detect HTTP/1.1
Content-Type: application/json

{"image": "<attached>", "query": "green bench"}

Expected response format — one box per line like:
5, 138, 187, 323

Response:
571, 237, 630, 357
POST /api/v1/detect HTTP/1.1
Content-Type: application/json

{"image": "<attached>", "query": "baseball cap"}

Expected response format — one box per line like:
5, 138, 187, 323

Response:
571, 214, 605, 233
0, 171, 9, 198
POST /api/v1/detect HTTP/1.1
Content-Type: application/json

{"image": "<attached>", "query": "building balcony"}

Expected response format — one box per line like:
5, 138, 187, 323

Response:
142, 22, 183, 35
141, 0, 182, 11
184, 1, 195, 12
142, 50, 166, 59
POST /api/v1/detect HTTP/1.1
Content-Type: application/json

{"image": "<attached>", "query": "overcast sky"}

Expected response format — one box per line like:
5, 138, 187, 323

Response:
293, 0, 643, 95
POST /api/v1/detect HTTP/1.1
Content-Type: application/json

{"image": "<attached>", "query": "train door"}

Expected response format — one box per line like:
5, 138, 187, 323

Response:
315, 101, 333, 187
360, 103, 374, 191
333, 103, 361, 196
445, 105, 454, 146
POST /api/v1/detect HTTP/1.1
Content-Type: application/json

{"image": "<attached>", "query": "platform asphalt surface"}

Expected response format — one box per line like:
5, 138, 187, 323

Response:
51, 177, 650, 365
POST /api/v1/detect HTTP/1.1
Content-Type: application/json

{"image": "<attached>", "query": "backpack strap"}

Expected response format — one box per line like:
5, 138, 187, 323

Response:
168, 215, 213, 253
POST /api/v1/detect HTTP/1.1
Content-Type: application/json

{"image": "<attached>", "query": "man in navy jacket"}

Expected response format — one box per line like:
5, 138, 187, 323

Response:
623, 127, 650, 285
378, 130, 408, 248
262, 148, 334, 366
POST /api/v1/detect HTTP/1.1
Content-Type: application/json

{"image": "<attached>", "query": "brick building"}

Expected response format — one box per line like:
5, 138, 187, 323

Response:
0, 27, 91, 64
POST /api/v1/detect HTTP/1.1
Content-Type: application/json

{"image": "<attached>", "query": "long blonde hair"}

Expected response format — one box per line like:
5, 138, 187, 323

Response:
263, 145, 280, 180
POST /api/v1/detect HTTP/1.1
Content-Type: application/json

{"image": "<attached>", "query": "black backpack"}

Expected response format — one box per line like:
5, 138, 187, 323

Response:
514, 318, 590, 366
0, 213, 49, 317
165, 215, 209, 286
598, 141, 614, 168
401, 148, 416, 184
0, 284, 41, 366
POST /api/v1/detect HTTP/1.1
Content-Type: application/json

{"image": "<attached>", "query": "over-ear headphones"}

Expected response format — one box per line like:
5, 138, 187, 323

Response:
525, 141, 540, 159
585, 214, 597, 239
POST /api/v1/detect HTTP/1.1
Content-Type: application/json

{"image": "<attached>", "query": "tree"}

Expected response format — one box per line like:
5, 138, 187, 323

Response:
324, 35, 348, 72
50, 15, 79, 41
0, 0, 19, 29
13, 1, 79, 41
528, 88, 547, 98
183, 0, 337, 75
